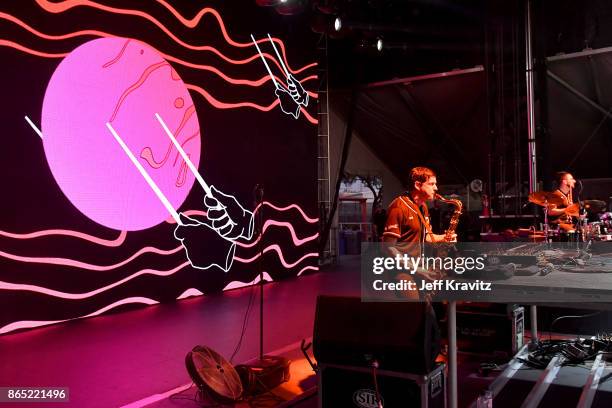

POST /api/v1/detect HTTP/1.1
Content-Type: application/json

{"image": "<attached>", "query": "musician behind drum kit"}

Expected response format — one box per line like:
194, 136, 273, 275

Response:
528, 171, 610, 241
546, 171, 578, 232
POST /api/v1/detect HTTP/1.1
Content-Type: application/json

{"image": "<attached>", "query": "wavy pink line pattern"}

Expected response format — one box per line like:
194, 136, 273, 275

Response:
0, 39, 68, 57
168, 201, 318, 225
171, 209, 206, 220
0, 245, 182, 271
0, 36, 314, 94
153, 0, 317, 75
188, 82, 318, 119
1, 3, 321, 334
0, 11, 316, 76
33, 0, 316, 75
166, 201, 319, 228
0, 268, 318, 335
236, 220, 318, 248
0, 242, 318, 301
234, 245, 318, 268
300, 107, 318, 125
176, 265, 320, 297
176, 288, 204, 299
160, 52, 309, 90
0, 296, 160, 334
163, 54, 311, 88
0, 242, 313, 274
222, 272, 274, 291
185, 83, 280, 111
0, 18, 319, 119
0, 202, 317, 276
0, 229, 127, 247
254, 202, 319, 223
0, 198, 319, 333
0, 261, 190, 300
297, 266, 319, 276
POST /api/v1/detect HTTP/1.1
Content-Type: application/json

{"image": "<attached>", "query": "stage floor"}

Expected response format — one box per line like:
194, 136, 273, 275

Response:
0, 255, 516, 407
0, 257, 361, 408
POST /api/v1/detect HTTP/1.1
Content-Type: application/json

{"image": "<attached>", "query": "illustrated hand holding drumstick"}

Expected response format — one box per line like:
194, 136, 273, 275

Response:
106, 113, 254, 272
251, 34, 309, 119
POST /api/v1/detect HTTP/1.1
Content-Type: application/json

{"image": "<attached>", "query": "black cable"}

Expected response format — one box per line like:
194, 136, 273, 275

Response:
230, 185, 265, 364
548, 311, 602, 341
230, 275, 258, 364
169, 384, 225, 407
243, 376, 285, 407
520, 335, 612, 369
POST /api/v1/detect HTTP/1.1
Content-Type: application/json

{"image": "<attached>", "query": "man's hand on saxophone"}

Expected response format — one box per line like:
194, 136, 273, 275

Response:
427, 232, 457, 243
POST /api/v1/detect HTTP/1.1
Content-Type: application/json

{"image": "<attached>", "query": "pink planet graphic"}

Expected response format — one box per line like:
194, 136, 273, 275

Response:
42, 37, 201, 231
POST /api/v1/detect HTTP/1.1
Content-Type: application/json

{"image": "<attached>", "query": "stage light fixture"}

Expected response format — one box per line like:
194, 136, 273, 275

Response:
376, 38, 384, 52
275, 0, 306, 15
334, 17, 342, 32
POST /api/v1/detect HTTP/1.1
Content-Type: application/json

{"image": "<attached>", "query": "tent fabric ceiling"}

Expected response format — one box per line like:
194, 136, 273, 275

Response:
333, 68, 488, 186
546, 49, 612, 178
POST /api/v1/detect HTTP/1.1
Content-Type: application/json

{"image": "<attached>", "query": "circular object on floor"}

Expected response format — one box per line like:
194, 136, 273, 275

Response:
185, 345, 243, 403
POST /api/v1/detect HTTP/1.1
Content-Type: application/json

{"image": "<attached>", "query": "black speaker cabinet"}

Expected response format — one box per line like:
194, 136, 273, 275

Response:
319, 363, 446, 408
455, 304, 524, 357
313, 295, 441, 374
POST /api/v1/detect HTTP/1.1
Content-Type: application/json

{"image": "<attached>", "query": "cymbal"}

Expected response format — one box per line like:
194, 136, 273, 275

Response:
583, 200, 607, 213
528, 191, 565, 206
566, 200, 607, 215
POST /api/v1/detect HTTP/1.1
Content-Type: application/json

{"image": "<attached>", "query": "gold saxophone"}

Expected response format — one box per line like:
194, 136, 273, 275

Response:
435, 194, 463, 242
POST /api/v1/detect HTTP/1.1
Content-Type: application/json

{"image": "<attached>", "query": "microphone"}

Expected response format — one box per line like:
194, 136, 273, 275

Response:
254, 184, 264, 204
576, 179, 584, 196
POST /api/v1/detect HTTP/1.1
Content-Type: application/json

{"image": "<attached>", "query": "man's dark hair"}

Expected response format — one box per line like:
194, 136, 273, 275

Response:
409, 167, 436, 191
555, 171, 571, 186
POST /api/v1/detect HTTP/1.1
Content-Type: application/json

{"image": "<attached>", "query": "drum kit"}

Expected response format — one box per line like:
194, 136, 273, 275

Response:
527, 191, 611, 242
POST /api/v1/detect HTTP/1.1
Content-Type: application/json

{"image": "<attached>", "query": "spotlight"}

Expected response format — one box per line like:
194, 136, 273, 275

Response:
275, 0, 306, 15
334, 17, 342, 32
376, 38, 383, 52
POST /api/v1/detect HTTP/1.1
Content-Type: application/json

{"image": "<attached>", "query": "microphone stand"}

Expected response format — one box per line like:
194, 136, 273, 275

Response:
543, 199, 550, 244
250, 185, 291, 390
576, 181, 584, 250
254, 184, 265, 361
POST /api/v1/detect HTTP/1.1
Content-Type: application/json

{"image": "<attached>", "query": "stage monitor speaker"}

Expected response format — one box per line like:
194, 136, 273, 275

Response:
313, 295, 440, 374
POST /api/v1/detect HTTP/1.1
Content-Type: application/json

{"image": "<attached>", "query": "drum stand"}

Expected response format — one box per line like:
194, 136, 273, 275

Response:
578, 207, 591, 250
543, 200, 550, 244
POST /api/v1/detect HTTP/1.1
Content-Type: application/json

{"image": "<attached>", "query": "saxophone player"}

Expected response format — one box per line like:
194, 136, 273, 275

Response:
382, 167, 457, 299
383, 167, 457, 246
